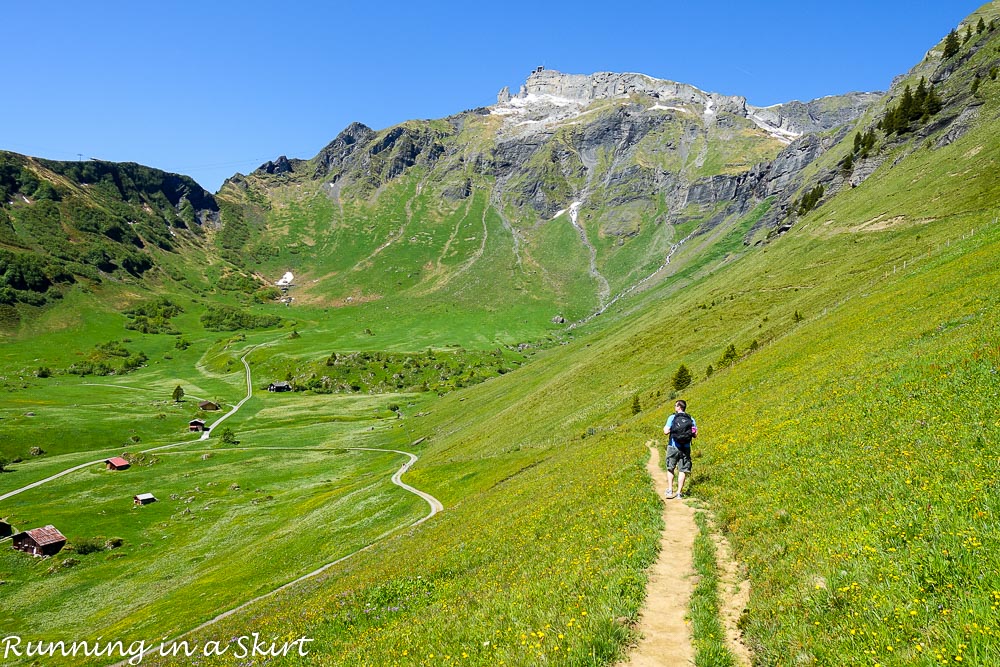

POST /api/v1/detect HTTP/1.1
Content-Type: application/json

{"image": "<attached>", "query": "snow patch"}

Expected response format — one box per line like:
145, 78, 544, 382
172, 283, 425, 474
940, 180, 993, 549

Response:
748, 113, 801, 144
569, 201, 582, 225
649, 104, 691, 114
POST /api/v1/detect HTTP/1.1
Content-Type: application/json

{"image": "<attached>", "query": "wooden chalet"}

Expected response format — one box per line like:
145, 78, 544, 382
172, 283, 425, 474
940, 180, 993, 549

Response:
268, 381, 292, 392
133, 493, 157, 506
0, 520, 12, 538
199, 400, 220, 411
105, 456, 131, 471
189, 419, 206, 432
12, 525, 66, 556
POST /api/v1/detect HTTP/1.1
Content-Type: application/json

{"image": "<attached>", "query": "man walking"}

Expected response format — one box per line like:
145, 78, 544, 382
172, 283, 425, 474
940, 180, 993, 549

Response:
663, 399, 696, 499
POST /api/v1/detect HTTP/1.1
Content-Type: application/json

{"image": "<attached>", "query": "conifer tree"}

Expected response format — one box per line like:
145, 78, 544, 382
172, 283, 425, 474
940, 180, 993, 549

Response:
172, 385, 184, 402
841, 152, 854, 174
631, 393, 642, 414
924, 85, 942, 116
913, 78, 928, 120
705, 364, 714, 378
718, 344, 739, 367
977, 17, 986, 34
862, 129, 876, 156
972, 75, 981, 95
853, 131, 863, 154
944, 29, 961, 57
898, 85, 915, 126
672, 364, 693, 391
965, 24, 973, 43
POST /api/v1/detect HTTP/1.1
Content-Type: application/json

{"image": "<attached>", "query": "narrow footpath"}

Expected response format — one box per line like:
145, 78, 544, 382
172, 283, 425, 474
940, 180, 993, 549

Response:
619, 443, 699, 666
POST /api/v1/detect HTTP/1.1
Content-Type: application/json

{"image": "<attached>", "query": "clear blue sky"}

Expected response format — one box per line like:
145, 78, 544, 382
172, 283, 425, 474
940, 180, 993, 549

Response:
3, 0, 986, 192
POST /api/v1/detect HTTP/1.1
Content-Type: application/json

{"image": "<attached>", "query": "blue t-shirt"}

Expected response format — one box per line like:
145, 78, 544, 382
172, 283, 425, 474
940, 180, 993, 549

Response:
665, 413, 696, 450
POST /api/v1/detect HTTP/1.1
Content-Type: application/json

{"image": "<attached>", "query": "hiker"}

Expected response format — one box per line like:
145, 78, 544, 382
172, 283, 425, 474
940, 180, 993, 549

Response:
663, 399, 696, 499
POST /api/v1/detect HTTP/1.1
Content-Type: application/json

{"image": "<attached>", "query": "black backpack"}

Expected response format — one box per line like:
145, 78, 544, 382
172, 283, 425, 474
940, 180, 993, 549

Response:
670, 412, 695, 446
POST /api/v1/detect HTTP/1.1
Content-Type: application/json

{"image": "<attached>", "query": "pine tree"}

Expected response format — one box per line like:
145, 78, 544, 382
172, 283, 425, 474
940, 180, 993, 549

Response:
972, 75, 981, 95
672, 364, 693, 391
965, 24, 973, 43
881, 106, 899, 135
977, 17, 986, 35
898, 85, 915, 127
924, 85, 942, 116
944, 29, 961, 57
862, 129, 877, 157
631, 394, 642, 415
853, 131, 863, 154
913, 78, 928, 120
841, 152, 854, 174
172, 385, 184, 402
718, 344, 739, 367
705, 364, 714, 378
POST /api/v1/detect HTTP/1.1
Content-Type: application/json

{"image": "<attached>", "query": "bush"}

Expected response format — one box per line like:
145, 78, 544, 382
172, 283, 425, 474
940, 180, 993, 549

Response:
201, 305, 281, 331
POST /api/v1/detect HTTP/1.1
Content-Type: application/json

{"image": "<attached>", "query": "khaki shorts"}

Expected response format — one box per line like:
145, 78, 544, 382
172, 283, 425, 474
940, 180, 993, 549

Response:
666, 445, 692, 474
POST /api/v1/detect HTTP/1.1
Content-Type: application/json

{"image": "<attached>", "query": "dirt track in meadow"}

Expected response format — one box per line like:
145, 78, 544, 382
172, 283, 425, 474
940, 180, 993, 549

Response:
617, 444, 750, 667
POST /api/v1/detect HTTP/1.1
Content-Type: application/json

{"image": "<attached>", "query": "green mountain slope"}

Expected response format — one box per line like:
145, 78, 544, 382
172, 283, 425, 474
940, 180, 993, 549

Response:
2, 4, 1000, 666
151, 5, 1000, 664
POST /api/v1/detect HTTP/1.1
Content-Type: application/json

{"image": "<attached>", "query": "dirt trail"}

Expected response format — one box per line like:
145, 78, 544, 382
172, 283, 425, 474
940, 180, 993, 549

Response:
714, 531, 752, 665
619, 444, 699, 667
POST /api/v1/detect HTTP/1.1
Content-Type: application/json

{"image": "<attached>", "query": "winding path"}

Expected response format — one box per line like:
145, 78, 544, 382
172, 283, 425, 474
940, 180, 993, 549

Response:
1, 346, 260, 502
135, 448, 442, 663
6, 339, 444, 665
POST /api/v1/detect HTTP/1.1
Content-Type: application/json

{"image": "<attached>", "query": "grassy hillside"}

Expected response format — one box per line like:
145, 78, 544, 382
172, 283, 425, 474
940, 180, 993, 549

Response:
126, 9, 1000, 665
2, 5, 1000, 667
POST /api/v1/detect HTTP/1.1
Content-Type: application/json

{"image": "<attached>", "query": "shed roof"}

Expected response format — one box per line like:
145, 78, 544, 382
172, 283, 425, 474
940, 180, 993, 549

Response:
106, 457, 130, 467
134, 493, 156, 502
18, 525, 66, 546
189, 418, 206, 425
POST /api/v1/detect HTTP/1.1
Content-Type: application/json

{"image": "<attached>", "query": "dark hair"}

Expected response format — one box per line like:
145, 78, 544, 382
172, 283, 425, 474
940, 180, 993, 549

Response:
675, 399, 687, 411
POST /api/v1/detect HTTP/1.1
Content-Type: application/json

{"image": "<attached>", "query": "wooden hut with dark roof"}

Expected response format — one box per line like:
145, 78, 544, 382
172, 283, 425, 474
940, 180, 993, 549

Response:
12, 525, 67, 556
0, 519, 12, 538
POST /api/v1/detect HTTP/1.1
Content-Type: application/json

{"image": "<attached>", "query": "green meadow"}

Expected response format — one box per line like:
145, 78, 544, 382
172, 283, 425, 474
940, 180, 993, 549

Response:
2, 7, 1000, 666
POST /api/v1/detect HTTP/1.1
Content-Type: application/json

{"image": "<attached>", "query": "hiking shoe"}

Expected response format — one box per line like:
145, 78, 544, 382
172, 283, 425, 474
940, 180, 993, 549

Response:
665, 491, 675, 499
676, 492, 683, 500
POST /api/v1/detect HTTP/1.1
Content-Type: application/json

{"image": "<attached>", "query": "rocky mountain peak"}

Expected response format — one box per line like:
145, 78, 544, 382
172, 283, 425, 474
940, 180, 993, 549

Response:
492, 68, 880, 144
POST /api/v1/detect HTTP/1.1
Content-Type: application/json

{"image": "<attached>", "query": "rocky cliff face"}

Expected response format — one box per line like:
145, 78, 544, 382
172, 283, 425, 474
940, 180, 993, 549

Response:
493, 68, 879, 142
480, 69, 879, 233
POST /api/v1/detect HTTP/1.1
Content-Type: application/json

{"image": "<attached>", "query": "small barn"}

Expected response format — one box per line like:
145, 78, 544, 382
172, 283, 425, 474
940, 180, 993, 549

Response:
133, 493, 157, 506
268, 381, 292, 392
189, 419, 206, 432
0, 520, 12, 538
12, 525, 67, 557
105, 456, 131, 471
199, 400, 220, 411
